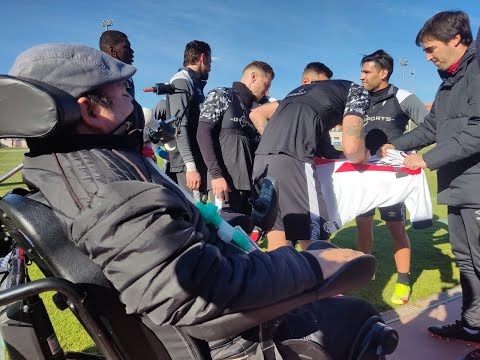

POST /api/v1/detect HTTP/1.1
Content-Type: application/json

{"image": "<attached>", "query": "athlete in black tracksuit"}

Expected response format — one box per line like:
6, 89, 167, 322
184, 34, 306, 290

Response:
197, 82, 260, 214
252, 80, 370, 248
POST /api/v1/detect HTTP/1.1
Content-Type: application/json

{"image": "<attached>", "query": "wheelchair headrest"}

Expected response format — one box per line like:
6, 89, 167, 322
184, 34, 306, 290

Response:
0, 75, 81, 140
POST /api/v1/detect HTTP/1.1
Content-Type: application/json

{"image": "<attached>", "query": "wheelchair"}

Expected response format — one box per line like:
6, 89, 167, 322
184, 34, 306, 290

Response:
0, 74, 399, 359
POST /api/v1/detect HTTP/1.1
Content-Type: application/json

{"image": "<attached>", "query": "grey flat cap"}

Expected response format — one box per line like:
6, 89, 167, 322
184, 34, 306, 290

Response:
9, 43, 136, 98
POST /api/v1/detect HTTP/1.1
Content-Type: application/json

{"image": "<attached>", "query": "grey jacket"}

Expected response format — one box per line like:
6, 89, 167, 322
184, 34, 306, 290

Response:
167, 68, 207, 173
391, 43, 480, 207
22, 142, 322, 326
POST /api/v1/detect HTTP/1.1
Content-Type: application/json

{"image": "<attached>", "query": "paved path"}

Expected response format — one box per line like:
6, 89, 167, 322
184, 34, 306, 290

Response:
383, 286, 477, 359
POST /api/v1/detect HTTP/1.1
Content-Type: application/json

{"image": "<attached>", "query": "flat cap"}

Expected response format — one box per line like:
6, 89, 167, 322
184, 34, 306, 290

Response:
9, 43, 136, 98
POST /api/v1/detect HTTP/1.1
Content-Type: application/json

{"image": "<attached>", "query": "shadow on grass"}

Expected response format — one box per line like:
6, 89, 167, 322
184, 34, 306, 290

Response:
332, 214, 456, 313
0, 181, 25, 188
79, 345, 102, 355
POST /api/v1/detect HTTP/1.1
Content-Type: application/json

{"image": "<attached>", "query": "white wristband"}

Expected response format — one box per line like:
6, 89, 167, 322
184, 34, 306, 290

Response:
185, 162, 197, 171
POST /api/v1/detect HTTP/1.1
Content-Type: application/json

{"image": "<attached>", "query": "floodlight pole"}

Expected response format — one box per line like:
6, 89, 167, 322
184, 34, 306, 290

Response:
411, 69, 415, 93
400, 57, 408, 89
101, 19, 113, 31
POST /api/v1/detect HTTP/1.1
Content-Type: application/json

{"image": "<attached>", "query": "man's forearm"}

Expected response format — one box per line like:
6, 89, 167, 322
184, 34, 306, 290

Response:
342, 115, 367, 163
197, 122, 223, 178
251, 115, 268, 135
250, 101, 279, 135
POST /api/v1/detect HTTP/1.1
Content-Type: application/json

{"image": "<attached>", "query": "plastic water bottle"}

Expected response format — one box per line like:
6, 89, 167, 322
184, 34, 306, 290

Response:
196, 202, 260, 253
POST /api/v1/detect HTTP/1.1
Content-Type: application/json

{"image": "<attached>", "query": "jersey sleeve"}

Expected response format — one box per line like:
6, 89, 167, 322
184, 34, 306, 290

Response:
396, 89, 429, 126
199, 88, 232, 124
344, 83, 370, 118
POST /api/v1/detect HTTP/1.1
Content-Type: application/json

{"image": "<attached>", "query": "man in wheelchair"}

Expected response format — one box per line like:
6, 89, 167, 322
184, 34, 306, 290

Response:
0, 43, 397, 359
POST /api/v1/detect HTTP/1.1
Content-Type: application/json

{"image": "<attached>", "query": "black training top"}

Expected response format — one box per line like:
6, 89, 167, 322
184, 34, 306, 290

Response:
255, 80, 370, 163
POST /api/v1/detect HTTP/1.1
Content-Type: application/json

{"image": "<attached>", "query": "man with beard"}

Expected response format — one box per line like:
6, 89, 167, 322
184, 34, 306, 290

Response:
167, 40, 212, 201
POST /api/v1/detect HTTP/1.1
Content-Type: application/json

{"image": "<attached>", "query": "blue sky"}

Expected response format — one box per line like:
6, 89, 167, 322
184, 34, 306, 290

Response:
2, 1, 479, 109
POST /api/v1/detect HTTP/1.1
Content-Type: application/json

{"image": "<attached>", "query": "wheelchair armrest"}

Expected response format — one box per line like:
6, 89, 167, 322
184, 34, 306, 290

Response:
181, 254, 377, 341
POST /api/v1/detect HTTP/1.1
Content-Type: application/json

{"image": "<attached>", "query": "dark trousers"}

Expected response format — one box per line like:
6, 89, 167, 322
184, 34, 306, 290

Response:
210, 296, 378, 360
208, 189, 252, 216
448, 206, 480, 328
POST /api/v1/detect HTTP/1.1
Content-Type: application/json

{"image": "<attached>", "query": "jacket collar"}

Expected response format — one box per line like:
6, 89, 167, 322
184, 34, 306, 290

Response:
232, 81, 256, 109
370, 84, 396, 104
182, 66, 207, 91
439, 42, 477, 84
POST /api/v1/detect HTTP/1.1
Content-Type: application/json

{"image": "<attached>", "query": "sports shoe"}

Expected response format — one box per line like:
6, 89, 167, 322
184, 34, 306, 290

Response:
463, 348, 480, 360
390, 283, 411, 305
428, 320, 480, 345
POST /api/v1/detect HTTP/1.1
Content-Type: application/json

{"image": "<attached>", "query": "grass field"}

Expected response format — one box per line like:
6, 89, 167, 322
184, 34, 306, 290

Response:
0, 146, 458, 354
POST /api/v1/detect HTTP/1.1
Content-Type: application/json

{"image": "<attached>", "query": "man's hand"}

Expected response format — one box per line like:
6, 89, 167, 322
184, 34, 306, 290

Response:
186, 170, 201, 190
212, 177, 231, 202
403, 153, 427, 170
306, 248, 365, 280
377, 144, 395, 157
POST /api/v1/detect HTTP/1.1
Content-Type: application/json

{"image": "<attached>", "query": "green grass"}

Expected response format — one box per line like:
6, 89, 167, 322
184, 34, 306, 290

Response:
0, 146, 459, 353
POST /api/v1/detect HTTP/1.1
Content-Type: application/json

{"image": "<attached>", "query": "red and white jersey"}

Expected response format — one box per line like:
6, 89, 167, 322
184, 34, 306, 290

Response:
315, 153, 433, 236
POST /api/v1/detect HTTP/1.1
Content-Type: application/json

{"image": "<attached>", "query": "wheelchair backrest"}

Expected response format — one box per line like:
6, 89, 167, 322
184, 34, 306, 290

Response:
0, 75, 81, 141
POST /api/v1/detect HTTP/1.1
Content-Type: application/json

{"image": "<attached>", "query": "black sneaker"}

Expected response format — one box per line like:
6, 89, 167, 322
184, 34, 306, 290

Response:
428, 320, 480, 345
461, 348, 480, 360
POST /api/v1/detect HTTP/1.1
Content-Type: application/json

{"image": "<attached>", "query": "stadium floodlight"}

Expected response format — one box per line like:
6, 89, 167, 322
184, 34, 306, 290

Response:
400, 57, 408, 89
101, 19, 113, 31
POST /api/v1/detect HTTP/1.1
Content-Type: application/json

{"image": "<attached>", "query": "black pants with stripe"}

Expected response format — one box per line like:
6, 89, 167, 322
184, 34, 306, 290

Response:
448, 206, 480, 328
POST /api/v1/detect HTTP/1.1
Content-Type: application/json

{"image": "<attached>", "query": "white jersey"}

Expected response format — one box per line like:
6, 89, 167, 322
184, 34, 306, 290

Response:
315, 150, 433, 236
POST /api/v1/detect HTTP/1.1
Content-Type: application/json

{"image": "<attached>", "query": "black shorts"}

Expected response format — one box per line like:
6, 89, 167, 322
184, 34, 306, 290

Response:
252, 154, 330, 241
357, 202, 406, 221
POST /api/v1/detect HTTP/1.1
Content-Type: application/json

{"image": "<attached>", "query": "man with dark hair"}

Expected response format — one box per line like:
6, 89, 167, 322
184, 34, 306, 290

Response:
356, 49, 428, 305
301, 62, 343, 161
99, 30, 135, 95
167, 40, 212, 201
197, 61, 274, 214
8, 42, 381, 360
379, 12, 480, 355
99, 30, 153, 161
302, 62, 333, 84
251, 80, 371, 251
98, 30, 146, 148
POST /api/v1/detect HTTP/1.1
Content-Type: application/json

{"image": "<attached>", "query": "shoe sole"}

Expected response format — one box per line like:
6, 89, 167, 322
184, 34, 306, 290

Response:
429, 332, 480, 347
